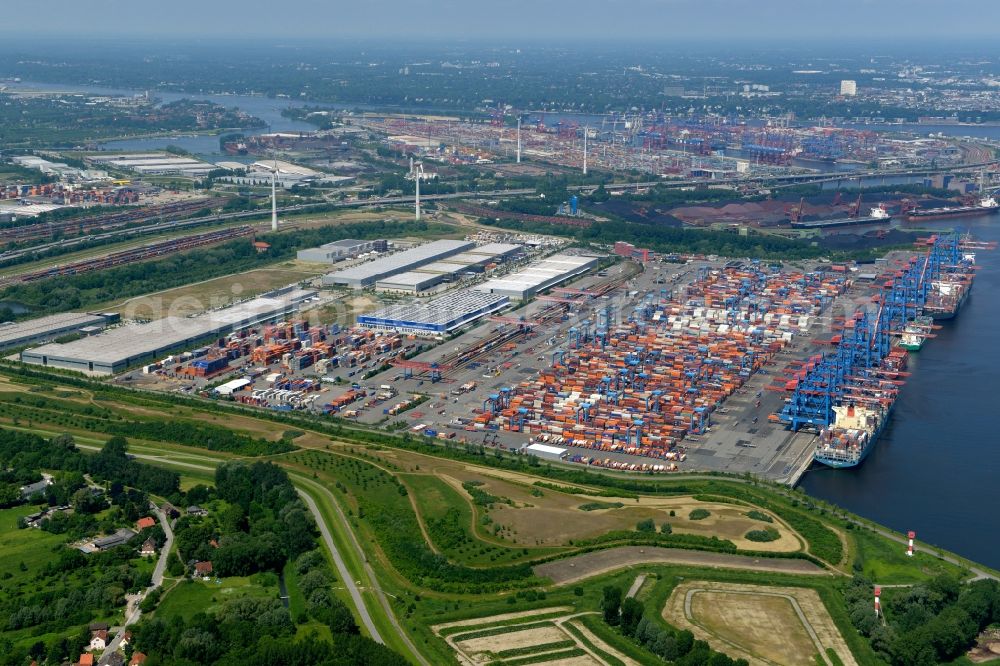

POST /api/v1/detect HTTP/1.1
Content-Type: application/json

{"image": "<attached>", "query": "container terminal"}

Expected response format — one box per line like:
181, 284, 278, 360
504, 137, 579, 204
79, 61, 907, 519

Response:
19, 228, 987, 486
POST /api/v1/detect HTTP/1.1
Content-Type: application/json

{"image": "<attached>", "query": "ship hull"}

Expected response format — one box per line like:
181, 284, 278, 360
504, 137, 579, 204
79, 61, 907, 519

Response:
791, 215, 892, 229
813, 409, 889, 469
926, 284, 971, 320
906, 207, 999, 221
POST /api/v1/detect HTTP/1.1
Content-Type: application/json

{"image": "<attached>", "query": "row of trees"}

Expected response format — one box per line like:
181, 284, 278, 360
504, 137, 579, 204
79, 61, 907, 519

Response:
601, 584, 749, 666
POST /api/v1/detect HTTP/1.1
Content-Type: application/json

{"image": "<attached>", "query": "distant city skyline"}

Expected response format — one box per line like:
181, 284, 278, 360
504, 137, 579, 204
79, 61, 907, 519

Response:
1, 0, 999, 42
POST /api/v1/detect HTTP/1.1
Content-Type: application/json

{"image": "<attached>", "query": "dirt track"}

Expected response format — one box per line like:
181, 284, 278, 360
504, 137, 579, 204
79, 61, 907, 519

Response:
534, 546, 828, 585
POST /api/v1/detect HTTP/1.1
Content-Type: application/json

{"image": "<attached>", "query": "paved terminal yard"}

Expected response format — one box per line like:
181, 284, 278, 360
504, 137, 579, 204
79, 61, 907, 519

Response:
118, 252, 885, 485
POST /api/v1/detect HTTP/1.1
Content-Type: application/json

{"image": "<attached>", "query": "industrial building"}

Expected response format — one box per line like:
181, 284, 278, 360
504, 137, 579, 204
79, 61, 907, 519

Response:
375, 271, 446, 294
357, 290, 509, 335
322, 239, 474, 289
0, 312, 120, 352
21, 288, 316, 375
474, 254, 599, 300
297, 238, 388, 263
88, 153, 217, 178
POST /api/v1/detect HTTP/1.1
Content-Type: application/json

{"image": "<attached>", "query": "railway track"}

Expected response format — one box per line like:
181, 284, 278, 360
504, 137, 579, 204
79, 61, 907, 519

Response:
0, 225, 255, 288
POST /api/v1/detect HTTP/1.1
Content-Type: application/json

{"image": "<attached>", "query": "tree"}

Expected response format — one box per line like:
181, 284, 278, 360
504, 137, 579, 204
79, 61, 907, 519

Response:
602, 586, 622, 625
660, 522, 672, 534
620, 597, 644, 637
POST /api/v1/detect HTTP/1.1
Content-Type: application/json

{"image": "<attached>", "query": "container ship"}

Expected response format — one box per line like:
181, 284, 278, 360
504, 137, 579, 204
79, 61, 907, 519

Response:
813, 348, 907, 469
923, 248, 977, 319
899, 315, 934, 351
791, 206, 891, 229
906, 195, 999, 221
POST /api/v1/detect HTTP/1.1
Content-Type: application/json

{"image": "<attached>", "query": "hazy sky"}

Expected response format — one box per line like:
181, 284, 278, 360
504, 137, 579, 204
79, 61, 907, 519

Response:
1, 0, 998, 41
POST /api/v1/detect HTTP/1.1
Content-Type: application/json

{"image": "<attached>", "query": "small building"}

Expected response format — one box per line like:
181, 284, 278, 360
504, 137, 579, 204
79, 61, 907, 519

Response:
194, 561, 214, 577
140, 538, 157, 557
214, 377, 251, 396
297, 238, 387, 263
77, 655, 95, 666
129, 652, 147, 666
187, 505, 208, 517
89, 629, 108, 651
136, 516, 156, 531
523, 443, 568, 462
162, 503, 180, 519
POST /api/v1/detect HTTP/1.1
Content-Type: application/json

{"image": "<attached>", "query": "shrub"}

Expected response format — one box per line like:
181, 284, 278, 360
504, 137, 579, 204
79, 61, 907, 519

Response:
746, 510, 774, 523
636, 518, 656, 533
745, 528, 780, 543
689, 508, 711, 521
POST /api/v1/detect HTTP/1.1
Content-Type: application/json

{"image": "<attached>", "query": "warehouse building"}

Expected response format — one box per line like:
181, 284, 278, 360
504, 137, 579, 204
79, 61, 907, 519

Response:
88, 153, 217, 178
21, 288, 316, 375
0, 312, 120, 352
357, 290, 509, 335
322, 239, 474, 289
467, 242, 523, 261
297, 238, 388, 263
474, 254, 598, 300
415, 261, 478, 280
375, 271, 446, 294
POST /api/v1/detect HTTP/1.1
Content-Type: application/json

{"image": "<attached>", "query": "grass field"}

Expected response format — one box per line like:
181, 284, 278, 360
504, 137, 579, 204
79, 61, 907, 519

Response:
663, 580, 858, 666
434, 607, 632, 666
0, 505, 65, 581
155, 575, 280, 622
111, 265, 324, 319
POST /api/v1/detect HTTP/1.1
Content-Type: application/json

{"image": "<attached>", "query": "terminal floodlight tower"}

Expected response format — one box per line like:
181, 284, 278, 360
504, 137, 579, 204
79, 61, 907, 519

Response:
407, 158, 424, 221
516, 116, 522, 163
265, 159, 279, 231
907, 530, 916, 557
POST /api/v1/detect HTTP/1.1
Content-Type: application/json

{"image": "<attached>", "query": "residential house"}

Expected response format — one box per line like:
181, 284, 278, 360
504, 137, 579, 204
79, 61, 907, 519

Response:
129, 652, 147, 666
187, 505, 208, 517
89, 629, 108, 651
19, 478, 51, 500
194, 560, 213, 577
76, 655, 95, 666
140, 538, 157, 557
136, 516, 156, 530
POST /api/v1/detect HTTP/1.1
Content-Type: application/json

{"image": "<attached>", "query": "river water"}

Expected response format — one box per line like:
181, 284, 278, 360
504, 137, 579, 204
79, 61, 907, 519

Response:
801, 213, 1000, 570
6, 80, 998, 568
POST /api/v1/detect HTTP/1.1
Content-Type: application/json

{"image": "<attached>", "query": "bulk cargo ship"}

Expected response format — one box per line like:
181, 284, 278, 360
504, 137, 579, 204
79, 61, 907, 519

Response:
791, 206, 892, 229
813, 348, 907, 469
899, 315, 934, 351
906, 195, 999, 221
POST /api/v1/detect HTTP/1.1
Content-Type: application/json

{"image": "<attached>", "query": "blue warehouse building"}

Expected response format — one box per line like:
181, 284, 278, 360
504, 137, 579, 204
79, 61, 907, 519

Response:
357, 290, 509, 335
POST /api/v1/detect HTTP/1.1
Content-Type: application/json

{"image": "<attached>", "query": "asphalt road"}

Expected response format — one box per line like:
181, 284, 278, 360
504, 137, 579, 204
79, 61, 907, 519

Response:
296, 488, 382, 642
98, 502, 174, 665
